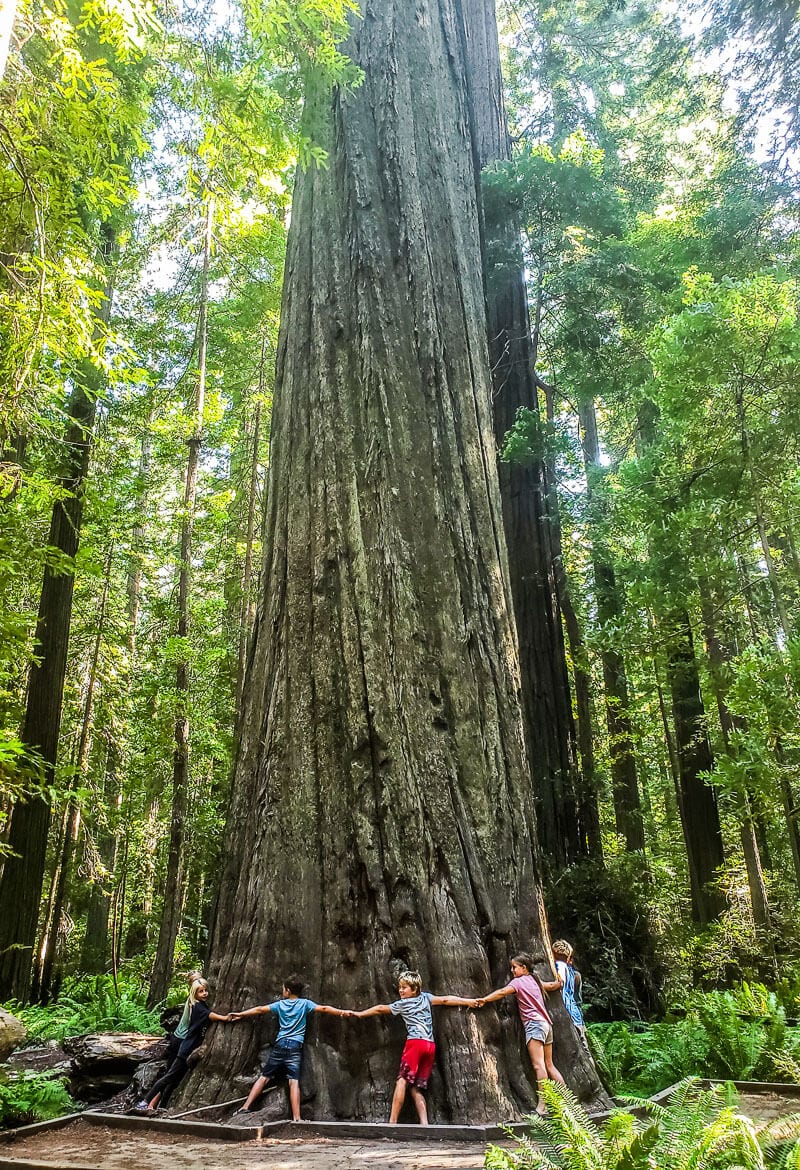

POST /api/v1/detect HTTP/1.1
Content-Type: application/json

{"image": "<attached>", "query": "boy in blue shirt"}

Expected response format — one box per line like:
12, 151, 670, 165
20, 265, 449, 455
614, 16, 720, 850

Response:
231, 974, 350, 1120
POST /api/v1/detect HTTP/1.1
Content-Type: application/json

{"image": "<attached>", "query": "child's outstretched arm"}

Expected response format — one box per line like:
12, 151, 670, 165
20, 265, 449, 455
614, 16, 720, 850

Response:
314, 1004, 355, 1017
229, 1004, 273, 1020
476, 986, 516, 1008
209, 1011, 233, 1022
350, 1003, 393, 1018
429, 994, 480, 1008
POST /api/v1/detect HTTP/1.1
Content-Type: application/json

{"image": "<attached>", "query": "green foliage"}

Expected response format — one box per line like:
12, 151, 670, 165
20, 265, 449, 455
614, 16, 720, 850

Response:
4, 975, 160, 1041
589, 986, 800, 1095
0, 1069, 77, 1127
484, 1079, 766, 1170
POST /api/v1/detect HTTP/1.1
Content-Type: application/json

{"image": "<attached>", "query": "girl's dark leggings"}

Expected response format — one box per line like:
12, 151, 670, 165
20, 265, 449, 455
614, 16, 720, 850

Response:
145, 1054, 189, 1108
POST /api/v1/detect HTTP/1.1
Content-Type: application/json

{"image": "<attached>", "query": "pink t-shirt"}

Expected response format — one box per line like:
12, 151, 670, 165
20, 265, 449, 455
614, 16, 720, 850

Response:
506, 974, 552, 1027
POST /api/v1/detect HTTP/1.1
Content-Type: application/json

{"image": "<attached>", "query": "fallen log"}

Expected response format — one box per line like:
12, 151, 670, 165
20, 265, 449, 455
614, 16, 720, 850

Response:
63, 1033, 164, 1073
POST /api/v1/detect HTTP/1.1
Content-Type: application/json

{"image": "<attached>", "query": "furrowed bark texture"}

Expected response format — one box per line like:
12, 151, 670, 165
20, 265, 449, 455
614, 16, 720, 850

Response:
196, 0, 608, 1122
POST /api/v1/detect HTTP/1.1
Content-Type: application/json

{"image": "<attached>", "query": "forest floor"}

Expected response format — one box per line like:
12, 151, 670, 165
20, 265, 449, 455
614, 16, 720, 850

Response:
0, 1119, 489, 1170
0, 1091, 796, 1170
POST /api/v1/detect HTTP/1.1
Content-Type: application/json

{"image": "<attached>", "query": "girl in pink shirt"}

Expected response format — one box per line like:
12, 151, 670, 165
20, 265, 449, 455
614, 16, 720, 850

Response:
479, 952, 565, 1115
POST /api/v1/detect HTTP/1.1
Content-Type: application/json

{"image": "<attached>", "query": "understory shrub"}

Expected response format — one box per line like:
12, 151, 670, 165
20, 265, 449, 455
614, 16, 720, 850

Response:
589, 984, 800, 1095
545, 856, 666, 1020
0, 1070, 76, 1127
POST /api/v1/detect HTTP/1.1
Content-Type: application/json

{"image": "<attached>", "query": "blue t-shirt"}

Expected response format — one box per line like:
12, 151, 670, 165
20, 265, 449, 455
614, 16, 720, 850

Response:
389, 992, 434, 1041
269, 997, 318, 1044
555, 960, 584, 1027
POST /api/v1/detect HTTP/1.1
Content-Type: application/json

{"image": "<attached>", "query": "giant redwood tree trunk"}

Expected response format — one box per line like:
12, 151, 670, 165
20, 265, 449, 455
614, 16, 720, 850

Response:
193, 0, 608, 1122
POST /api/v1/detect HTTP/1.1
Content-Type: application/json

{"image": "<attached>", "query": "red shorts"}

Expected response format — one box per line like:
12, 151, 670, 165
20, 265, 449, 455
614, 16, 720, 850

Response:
398, 1039, 436, 1088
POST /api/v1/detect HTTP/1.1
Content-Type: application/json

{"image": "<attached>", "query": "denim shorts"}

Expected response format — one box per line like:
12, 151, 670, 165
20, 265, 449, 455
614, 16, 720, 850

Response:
524, 1019, 553, 1045
261, 1039, 303, 1081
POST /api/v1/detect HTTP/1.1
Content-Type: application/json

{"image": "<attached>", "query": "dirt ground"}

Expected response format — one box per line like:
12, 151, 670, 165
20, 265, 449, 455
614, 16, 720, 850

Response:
0, 1120, 491, 1170
1, 1091, 797, 1170
737, 1091, 800, 1126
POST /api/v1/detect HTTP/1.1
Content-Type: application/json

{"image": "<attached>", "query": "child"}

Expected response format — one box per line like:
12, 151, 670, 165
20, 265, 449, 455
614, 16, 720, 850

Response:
231, 974, 350, 1121
478, 952, 564, 1115
552, 939, 587, 1044
137, 978, 230, 1112
351, 969, 478, 1125
163, 968, 205, 1065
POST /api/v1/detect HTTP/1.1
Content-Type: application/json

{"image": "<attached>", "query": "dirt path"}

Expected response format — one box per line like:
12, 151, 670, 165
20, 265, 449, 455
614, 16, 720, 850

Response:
1, 1088, 796, 1170
0, 1120, 490, 1170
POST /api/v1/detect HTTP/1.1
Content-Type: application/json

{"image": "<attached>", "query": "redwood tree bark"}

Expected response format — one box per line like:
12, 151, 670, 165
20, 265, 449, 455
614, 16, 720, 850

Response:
195, 0, 608, 1121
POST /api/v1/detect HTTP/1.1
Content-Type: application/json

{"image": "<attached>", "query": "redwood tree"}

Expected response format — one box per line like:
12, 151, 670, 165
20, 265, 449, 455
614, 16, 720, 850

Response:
194, 0, 607, 1122
461, 0, 591, 872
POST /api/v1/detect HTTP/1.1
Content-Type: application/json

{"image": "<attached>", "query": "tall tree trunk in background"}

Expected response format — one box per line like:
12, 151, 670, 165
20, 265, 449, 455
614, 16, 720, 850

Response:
541, 384, 603, 860
696, 566, 772, 935
81, 745, 122, 974
148, 199, 213, 1009
578, 397, 644, 852
0, 224, 116, 1002
665, 611, 726, 924
127, 430, 151, 655
37, 543, 114, 1000
194, 1, 609, 1120
736, 547, 800, 888
638, 401, 725, 925
552, 559, 602, 861
83, 429, 150, 974
461, 0, 590, 872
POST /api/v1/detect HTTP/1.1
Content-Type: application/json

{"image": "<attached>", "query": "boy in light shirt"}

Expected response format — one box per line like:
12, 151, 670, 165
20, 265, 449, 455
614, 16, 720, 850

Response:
352, 969, 478, 1124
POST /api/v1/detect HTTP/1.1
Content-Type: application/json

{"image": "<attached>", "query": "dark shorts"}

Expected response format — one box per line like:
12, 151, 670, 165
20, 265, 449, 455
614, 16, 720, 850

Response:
261, 1039, 303, 1081
398, 1039, 436, 1088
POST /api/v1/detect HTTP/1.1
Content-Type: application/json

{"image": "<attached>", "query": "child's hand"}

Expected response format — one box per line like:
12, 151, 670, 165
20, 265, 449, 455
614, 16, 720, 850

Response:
475, 998, 486, 1008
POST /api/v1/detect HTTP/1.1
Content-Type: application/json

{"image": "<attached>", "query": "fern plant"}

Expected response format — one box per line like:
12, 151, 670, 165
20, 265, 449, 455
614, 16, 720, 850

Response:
758, 1115, 800, 1170
0, 1071, 77, 1126
4, 974, 161, 1042
484, 1079, 768, 1170
589, 988, 800, 1095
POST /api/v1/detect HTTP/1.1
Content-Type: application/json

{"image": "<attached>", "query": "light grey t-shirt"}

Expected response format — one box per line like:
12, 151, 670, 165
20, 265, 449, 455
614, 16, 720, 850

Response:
389, 992, 434, 1041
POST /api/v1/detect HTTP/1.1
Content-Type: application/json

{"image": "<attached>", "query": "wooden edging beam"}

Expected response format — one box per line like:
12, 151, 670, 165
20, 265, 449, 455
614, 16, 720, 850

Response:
2, 1079, 799, 1153
82, 1111, 511, 1142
